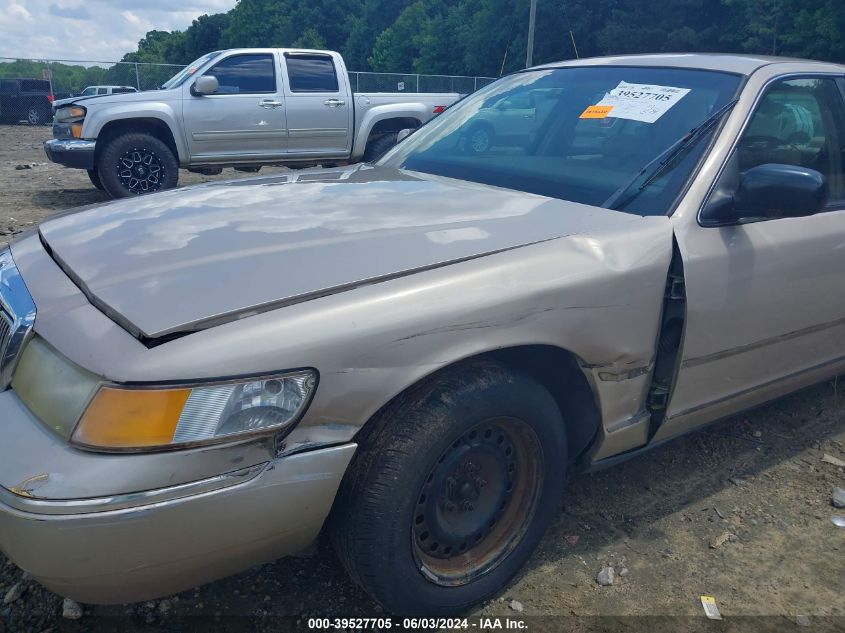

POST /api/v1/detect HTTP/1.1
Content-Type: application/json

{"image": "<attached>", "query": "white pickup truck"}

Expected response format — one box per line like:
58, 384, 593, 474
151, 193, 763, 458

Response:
44, 48, 460, 197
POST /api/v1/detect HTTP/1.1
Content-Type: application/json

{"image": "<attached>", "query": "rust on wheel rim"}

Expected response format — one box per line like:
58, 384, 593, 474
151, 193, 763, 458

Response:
412, 417, 543, 586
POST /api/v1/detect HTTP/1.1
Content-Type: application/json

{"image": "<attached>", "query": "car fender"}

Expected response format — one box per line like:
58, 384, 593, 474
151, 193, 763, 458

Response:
82, 102, 187, 163
351, 101, 431, 160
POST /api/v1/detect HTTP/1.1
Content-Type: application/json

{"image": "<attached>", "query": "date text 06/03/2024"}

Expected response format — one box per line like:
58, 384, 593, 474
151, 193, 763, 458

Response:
306, 617, 528, 629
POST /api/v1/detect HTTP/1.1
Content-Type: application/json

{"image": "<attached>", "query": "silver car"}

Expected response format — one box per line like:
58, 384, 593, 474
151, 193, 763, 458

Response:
2, 53, 845, 616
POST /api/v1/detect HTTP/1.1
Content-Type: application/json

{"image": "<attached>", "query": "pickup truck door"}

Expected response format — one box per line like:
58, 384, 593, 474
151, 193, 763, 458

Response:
182, 52, 287, 161
660, 75, 845, 441
281, 52, 353, 157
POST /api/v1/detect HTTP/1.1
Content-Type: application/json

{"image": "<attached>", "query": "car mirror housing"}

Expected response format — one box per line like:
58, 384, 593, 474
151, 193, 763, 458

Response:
191, 75, 219, 96
701, 163, 828, 226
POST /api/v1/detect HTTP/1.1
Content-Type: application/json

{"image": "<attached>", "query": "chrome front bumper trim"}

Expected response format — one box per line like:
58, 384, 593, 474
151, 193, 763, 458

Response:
44, 138, 96, 152
2, 462, 268, 515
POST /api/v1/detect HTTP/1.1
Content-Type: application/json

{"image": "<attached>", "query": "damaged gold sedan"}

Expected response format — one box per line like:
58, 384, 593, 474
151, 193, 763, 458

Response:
1, 53, 845, 615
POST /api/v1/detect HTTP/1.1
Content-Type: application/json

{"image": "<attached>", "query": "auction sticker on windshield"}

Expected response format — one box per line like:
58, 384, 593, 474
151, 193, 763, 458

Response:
595, 81, 690, 123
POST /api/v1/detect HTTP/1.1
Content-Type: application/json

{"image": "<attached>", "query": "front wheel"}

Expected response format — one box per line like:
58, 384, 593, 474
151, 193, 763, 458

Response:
87, 169, 105, 191
331, 362, 567, 615
97, 132, 178, 198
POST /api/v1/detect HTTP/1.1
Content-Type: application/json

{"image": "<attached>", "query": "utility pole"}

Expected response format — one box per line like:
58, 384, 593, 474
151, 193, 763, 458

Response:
526, 0, 537, 68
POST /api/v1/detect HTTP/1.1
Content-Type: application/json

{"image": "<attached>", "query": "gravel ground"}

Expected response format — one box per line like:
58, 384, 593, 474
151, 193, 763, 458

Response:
1, 124, 844, 632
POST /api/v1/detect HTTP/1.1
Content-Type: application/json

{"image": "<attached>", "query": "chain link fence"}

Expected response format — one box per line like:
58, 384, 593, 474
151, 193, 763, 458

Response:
349, 72, 496, 93
0, 57, 183, 97
0, 56, 495, 97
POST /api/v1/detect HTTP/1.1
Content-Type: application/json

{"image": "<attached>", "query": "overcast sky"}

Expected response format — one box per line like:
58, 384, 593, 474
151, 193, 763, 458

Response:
0, 0, 238, 62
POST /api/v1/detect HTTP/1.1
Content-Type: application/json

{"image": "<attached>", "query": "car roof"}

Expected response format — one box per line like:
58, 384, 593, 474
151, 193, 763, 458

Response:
532, 53, 845, 75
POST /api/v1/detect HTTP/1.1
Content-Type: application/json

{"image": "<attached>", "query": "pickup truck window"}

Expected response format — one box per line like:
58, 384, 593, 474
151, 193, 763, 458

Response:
382, 66, 741, 216
737, 77, 845, 206
21, 80, 50, 92
285, 54, 339, 92
206, 54, 276, 94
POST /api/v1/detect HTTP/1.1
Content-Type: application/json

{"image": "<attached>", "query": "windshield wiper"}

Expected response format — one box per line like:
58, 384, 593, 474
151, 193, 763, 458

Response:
602, 98, 738, 211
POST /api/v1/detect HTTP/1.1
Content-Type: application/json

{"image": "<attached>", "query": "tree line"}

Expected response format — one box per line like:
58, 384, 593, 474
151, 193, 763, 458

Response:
123, 0, 845, 75
3, 0, 843, 94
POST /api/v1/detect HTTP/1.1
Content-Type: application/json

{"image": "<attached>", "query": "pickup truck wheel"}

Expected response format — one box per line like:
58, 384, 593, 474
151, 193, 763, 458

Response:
363, 132, 398, 162
98, 133, 178, 198
87, 169, 105, 191
331, 362, 567, 615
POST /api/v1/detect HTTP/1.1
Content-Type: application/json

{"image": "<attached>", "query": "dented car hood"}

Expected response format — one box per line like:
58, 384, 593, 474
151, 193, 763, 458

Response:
39, 164, 651, 340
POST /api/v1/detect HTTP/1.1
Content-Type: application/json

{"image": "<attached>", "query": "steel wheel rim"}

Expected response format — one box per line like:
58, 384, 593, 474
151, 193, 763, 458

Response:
116, 147, 165, 194
412, 417, 543, 587
470, 128, 490, 152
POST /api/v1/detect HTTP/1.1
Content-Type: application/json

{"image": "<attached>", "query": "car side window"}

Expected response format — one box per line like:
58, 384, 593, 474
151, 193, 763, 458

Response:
206, 54, 276, 94
285, 54, 339, 92
738, 77, 845, 206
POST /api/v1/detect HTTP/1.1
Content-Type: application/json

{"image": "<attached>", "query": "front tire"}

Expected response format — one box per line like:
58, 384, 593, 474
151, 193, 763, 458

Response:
332, 362, 567, 615
87, 169, 105, 191
97, 132, 178, 198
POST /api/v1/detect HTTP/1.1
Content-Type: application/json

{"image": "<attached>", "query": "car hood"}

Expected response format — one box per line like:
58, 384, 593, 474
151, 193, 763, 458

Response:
39, 165, 643, 341
54, 89, 171, 109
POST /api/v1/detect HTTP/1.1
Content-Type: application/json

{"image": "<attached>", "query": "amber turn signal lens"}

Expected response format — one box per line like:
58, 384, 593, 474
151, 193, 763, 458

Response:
72, 387, 191, 449
71, 123, 83, 138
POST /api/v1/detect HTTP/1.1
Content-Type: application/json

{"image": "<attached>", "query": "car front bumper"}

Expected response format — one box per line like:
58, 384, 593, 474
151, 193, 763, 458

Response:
43, 138, 96, 170
0, 388, 356, 604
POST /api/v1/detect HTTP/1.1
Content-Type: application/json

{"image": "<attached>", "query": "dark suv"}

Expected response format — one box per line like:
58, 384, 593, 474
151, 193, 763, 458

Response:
0, 78, 54, 125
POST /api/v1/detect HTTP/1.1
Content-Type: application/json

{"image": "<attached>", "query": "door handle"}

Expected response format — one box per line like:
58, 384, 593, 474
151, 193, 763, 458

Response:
324, 99, 346, 107
259, 99, 282, 109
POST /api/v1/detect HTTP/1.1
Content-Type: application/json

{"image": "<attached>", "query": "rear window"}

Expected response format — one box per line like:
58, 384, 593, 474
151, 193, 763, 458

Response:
113, 87, 136, 94
21, 80, 50, 92
285, 54, 339, 92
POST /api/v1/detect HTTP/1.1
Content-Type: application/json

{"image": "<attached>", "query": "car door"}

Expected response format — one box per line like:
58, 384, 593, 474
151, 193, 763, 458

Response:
282, 52, 352, 157
660, 75, 845, 440
490, 93, 536, 142
182, 52, 288, 161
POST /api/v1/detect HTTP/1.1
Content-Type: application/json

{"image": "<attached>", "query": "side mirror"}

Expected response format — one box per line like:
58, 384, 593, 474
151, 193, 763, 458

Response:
396, 128, 415, 143
191, 75, 219, 96
702, 163, 828, 226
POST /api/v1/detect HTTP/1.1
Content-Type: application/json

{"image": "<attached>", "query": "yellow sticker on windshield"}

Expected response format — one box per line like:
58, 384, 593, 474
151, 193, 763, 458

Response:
580, 105, 614, 119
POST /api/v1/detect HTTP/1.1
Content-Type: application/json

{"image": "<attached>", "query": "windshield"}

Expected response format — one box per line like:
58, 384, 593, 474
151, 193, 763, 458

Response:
381, 66, 742, 215
160, 51, 222, 90
80, 87, 96, 96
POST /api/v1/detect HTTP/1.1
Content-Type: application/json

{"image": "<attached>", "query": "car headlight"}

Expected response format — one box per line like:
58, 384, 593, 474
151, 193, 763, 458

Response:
55, 105, 86, 122
13, 336, 316, 451
72, 371, 317, 450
